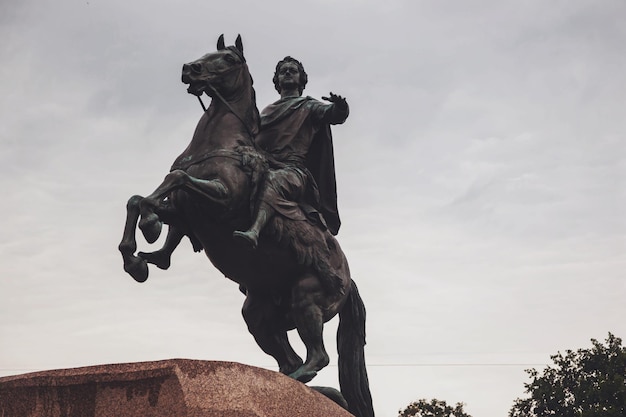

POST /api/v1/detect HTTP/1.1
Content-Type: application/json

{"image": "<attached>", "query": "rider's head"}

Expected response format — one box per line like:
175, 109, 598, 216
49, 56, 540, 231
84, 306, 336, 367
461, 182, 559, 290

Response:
273, 56, 308, 96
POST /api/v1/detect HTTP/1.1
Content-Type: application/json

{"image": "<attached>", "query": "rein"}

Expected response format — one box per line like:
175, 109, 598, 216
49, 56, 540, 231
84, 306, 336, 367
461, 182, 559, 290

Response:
208, 83, 256, 139
197, 96, 207, 111
197, 66, 257, 140
171, 148, 243, 171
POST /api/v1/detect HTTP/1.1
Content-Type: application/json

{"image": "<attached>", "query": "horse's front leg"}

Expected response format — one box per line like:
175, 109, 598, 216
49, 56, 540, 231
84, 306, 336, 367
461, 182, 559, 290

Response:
139, 224, 184, 270
138, 169, 228, 243
119, 195, 149, 282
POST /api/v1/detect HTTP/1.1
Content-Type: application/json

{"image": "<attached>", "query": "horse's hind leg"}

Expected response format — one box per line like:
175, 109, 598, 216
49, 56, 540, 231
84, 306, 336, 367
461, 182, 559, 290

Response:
118, 195, 149, 282
289, 273, 331, 383
242, 292, 303, 375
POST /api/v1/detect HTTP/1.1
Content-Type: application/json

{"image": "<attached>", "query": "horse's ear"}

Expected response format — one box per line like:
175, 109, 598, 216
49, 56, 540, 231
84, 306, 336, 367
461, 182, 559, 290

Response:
235, 34, 243, 55
217, 34, 225, 50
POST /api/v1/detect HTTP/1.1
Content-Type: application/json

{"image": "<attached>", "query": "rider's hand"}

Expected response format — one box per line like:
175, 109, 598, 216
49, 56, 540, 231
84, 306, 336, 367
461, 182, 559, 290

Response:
322, 92, 348, 109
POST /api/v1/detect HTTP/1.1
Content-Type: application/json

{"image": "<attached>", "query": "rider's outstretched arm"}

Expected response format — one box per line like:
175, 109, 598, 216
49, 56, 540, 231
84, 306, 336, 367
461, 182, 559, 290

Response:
321, 92, 349, 125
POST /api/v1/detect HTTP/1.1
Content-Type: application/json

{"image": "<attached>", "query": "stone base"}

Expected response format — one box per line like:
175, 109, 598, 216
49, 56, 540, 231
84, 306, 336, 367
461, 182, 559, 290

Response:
0, 359, 354, 417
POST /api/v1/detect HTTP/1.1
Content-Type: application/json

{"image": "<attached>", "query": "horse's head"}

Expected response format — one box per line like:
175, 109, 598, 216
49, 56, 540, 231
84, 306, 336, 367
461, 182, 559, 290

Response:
182, 34, 249, 100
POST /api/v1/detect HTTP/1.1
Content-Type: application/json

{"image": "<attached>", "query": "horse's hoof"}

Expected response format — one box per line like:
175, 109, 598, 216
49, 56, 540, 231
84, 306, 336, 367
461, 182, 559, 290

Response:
288, 368, 318, 384
124, 256, 149, 283
138, 251, 171, 270
309, 387, 349, 410
139, 214, 162, 243
279, 361, 304, 376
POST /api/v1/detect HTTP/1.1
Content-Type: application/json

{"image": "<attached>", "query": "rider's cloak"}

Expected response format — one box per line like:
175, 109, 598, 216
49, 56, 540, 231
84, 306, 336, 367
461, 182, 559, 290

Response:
256, 96, 347, 235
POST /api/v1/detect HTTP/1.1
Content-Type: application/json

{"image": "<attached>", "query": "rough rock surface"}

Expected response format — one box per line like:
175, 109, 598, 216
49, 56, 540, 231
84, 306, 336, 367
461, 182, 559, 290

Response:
0, 359, 355, 417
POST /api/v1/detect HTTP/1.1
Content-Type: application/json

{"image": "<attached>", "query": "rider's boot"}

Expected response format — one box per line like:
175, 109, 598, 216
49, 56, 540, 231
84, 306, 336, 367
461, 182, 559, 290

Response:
233, 204, 272, 249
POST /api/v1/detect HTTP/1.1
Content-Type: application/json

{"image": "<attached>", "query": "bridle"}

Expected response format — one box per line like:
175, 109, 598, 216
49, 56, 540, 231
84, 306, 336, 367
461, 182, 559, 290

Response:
195, 50, 257, 139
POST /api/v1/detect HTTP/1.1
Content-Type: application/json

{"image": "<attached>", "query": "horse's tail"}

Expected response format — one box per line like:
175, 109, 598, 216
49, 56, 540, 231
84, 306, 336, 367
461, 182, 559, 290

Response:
337, 279, 375, 417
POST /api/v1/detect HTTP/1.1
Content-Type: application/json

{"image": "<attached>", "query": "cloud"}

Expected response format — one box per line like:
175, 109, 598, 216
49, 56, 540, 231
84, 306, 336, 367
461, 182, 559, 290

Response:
1, 1, 625, 416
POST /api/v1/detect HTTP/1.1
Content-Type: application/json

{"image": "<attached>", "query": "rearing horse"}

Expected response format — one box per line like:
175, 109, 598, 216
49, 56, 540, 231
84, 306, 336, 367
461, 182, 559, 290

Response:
118, 35, 374, 417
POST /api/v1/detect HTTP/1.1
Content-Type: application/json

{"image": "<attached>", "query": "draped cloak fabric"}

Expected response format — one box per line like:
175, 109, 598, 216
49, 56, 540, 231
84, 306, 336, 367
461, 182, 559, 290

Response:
255, 96, 348, 236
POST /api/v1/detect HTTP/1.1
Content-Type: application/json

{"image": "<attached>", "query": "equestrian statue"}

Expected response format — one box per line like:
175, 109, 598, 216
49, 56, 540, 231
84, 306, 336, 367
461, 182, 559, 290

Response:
118, 35, 374, 417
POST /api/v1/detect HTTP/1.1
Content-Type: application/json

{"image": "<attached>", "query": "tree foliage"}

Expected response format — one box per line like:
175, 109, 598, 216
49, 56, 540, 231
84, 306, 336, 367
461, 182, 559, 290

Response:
399, 398, 472, 417
509, 333, 626, 417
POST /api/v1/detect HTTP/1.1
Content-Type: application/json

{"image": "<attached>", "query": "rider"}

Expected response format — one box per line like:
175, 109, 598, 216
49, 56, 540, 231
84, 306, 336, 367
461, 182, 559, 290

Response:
233, 56, 349, 248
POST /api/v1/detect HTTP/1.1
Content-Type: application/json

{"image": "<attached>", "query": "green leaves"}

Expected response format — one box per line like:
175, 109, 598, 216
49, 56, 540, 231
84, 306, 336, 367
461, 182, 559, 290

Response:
509, 333, 626, 417
399, 398, 472, 417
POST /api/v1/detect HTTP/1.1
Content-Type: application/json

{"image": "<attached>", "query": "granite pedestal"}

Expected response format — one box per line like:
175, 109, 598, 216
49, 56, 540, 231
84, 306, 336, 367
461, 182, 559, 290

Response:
0, 359, 354, 417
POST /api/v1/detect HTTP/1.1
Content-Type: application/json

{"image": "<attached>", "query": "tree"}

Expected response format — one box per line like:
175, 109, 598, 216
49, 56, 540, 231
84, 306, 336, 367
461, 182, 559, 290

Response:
509, 333, 626, 417
399, 398, 472, 417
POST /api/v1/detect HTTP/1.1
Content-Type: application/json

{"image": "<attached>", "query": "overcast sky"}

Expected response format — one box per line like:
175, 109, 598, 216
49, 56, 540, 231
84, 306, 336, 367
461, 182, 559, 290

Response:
1, 1, 625, 416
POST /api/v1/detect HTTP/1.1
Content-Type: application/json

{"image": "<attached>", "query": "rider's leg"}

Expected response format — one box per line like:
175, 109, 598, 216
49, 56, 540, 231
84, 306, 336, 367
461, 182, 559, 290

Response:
288, 272, 330, 383
233, 201, 274, 249
242, 291, 303, 375
233, 167, 303, 249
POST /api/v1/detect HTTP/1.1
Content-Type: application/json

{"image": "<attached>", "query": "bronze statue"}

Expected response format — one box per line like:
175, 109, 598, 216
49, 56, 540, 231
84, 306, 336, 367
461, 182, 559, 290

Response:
118, 35, 374, 417
232, 56, 348, 248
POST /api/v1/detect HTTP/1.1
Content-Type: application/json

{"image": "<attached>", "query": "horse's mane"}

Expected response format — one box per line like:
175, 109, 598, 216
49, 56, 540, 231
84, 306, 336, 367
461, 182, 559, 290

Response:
225, 44, 261, 137
244, 67, 261, 137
